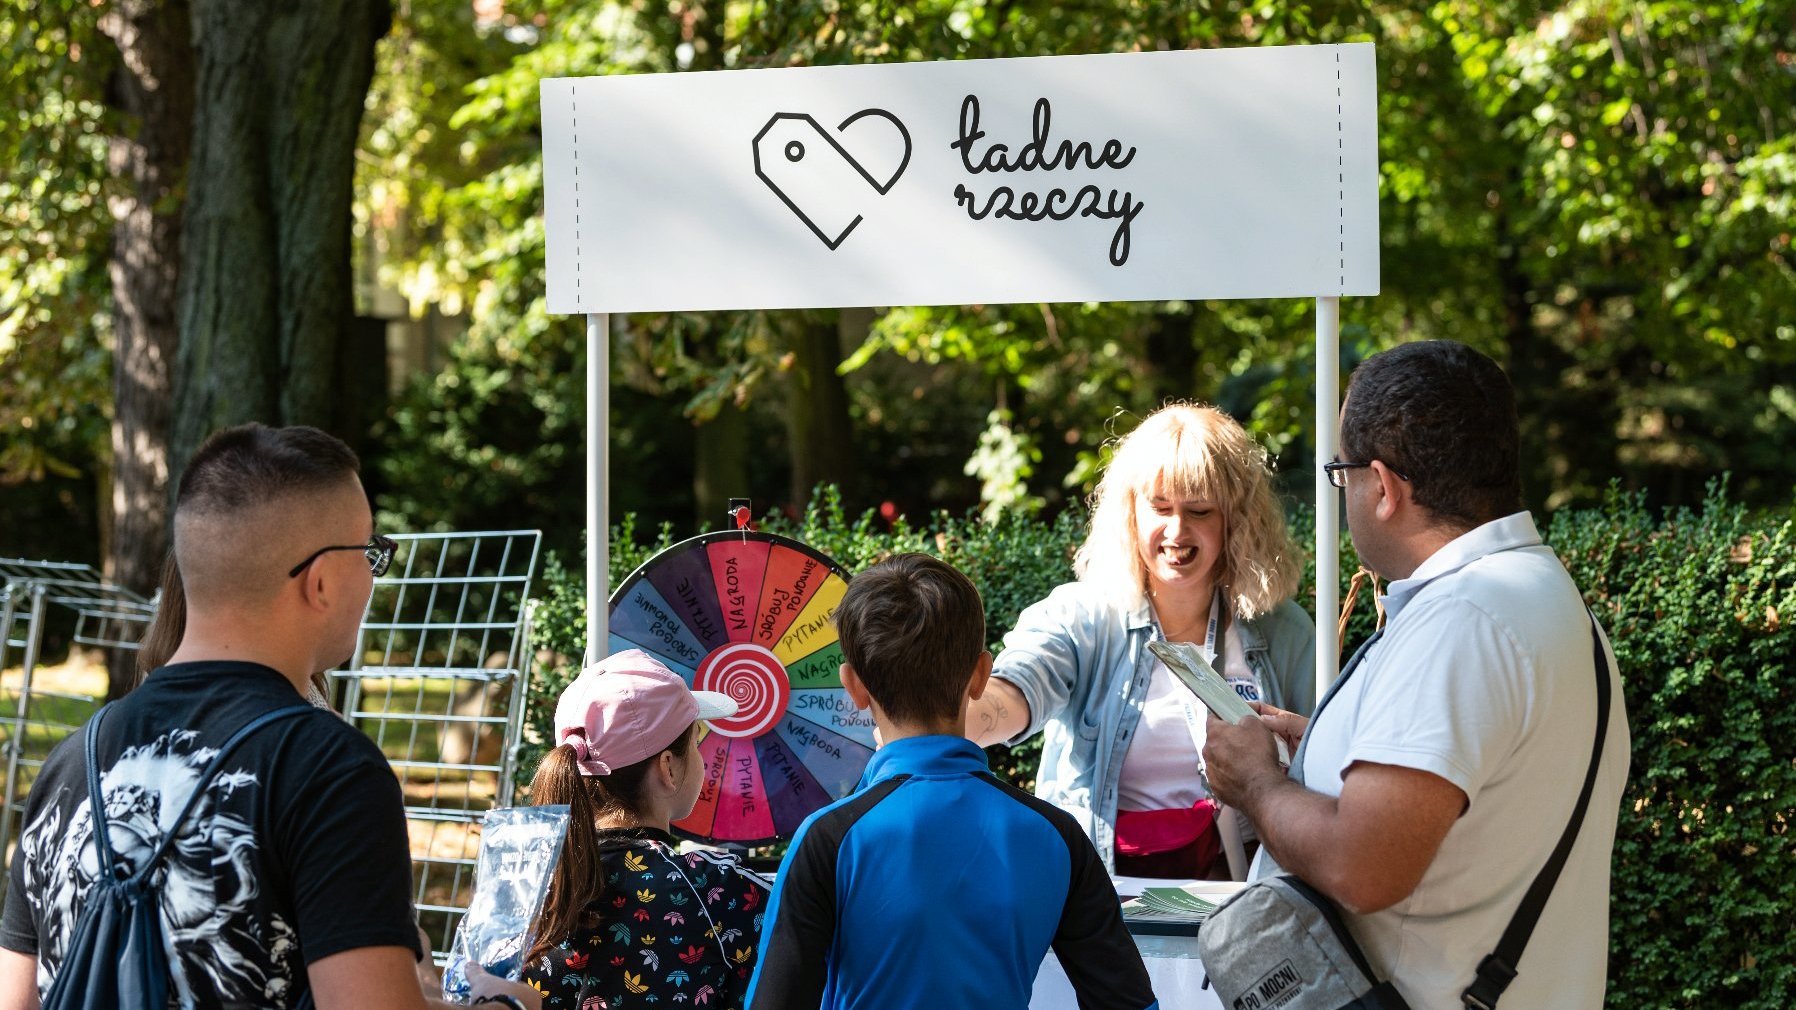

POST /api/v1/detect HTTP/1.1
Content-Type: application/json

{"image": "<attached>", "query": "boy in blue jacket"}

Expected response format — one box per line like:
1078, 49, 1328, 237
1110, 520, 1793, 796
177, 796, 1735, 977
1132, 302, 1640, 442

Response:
746, 553, 1158, 1010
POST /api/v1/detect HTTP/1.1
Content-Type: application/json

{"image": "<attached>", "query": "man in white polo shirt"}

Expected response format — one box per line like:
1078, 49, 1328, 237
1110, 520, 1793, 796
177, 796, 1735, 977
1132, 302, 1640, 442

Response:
1203, 340, 1630, 1008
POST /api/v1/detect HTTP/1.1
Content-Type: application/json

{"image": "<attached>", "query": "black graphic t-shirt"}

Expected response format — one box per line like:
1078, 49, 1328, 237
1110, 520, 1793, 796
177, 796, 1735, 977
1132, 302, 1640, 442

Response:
523, 827, 770, 1010
0, 662, 419, 1008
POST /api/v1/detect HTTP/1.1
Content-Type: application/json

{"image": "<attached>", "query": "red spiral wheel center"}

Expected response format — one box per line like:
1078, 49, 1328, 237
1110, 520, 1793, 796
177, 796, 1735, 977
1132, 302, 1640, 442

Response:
695, 643, 789, 738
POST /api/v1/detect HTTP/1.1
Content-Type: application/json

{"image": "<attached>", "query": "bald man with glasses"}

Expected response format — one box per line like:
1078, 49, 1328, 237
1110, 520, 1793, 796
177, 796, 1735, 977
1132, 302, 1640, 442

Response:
0, 424, 537, 1010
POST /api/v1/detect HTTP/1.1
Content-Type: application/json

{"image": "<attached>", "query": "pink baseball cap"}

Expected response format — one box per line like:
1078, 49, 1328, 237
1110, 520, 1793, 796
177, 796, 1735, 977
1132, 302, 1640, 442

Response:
554, 649, 737, 776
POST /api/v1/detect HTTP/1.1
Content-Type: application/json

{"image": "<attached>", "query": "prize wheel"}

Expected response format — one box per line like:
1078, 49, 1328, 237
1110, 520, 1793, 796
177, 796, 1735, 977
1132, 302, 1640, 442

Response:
605, 531, 866, 845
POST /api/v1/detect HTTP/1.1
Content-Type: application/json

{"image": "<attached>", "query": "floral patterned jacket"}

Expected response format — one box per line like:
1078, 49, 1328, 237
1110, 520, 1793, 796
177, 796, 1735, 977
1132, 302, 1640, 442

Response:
523, 827, 772, 1010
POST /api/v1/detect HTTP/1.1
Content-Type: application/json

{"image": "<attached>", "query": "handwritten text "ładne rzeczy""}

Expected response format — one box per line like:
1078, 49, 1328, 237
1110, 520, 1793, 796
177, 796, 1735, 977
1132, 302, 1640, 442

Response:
949, 95, 1145, 267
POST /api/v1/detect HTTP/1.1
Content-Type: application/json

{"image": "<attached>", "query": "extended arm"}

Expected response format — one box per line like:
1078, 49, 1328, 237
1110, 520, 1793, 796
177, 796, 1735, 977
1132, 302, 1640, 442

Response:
310, 947, 541, 1010
0, 820, 39, 1010
964, 676, 1030, 747
972, 584, 1107, 748
1201, 714, 1464, 913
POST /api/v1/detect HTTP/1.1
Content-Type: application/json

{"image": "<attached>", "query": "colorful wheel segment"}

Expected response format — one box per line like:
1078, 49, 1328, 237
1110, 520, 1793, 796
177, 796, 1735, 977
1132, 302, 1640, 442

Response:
606, 531, 866, 846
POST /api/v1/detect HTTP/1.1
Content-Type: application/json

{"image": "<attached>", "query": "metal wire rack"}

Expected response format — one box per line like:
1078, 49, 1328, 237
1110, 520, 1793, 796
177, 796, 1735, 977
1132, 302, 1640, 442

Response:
0, 539, 545, 959
0, 559, 155, 900
328, 530, 544, 960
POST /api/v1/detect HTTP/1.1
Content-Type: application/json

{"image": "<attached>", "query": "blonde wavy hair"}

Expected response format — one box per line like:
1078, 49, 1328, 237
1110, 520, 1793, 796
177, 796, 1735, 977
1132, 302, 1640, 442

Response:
1073, 403, 1302, 621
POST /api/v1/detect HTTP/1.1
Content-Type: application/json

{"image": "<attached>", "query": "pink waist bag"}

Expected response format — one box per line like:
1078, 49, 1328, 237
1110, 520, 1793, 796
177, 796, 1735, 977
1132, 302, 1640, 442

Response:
1115, 798, 1221, 862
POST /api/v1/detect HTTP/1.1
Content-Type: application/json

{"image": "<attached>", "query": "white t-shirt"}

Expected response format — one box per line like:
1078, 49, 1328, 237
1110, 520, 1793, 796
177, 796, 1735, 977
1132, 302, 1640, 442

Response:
1118, 620, 1260, 811
1283, 513, 1630, 1009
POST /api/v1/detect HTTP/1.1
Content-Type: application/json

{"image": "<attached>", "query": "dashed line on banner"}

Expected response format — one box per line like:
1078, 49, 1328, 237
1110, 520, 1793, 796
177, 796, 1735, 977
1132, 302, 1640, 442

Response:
573, 89, 581, 296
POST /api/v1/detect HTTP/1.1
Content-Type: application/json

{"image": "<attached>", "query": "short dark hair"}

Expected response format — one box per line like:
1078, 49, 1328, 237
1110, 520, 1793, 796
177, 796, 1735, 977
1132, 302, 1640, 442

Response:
1341, 340, 1522, 529
176, 424, 361, 518
833, 553, 986, 726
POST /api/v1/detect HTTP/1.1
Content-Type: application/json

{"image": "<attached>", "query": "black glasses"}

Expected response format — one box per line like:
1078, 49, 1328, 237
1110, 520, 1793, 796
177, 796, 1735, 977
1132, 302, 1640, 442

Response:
287, 535, 397, 579
1324, 460, 1411, 489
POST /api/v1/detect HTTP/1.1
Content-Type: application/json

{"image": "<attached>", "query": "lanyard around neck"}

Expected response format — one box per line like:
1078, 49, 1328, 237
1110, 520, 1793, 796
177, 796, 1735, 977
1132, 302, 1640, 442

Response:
1168, 590, 1224, 766
1201, 588, 1222, 665
1160, 588, 1222, 660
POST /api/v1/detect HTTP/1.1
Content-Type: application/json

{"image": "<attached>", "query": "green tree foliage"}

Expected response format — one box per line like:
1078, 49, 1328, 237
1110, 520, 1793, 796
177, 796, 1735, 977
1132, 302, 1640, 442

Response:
0, 1, 113, 561
1373, 1, 1796, 507
357, 1, 1794, 547
6, 0, 1794, 612
3, 0, 395, 590
359, 2, 727, 537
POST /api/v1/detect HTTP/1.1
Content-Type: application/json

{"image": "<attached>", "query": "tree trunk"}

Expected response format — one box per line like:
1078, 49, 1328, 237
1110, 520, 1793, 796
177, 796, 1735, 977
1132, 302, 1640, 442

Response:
98, 0, 195, 698
1143, 303, 1198, 404
1494, 198, 1558, 503
171, 0, 391, 476
333, 314, 392, 463
1493, 184, 1618, 509
693, 404, 750, 527
783, 311, 859, 508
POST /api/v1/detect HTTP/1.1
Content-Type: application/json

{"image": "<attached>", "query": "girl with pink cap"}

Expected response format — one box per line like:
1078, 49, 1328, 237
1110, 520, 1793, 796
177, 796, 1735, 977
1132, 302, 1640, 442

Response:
519, 650, 772, 1010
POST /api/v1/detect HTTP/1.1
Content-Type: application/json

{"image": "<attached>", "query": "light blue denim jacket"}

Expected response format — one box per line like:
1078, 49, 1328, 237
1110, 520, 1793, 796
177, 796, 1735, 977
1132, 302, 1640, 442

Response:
991, 581, 1317, 869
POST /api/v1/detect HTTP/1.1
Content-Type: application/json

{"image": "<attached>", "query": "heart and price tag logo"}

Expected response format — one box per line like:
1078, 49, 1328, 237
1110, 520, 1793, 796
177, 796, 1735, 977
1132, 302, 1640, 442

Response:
751, 98, 1145, 265
752, 108, 912, 250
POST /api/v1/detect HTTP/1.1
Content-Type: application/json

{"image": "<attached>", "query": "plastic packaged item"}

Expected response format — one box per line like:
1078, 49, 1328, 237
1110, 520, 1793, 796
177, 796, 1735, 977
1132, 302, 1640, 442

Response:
442, 805, 572, 1000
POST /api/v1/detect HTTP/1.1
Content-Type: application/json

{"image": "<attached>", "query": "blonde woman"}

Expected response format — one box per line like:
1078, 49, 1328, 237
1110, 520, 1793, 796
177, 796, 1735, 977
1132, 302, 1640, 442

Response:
967, 403, 1315, 879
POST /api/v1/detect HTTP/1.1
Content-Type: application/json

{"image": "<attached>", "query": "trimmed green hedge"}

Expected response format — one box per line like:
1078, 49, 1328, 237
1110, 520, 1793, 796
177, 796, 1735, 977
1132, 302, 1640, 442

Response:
1549, 488, 1794, 1007
527, 484, 1795, 1008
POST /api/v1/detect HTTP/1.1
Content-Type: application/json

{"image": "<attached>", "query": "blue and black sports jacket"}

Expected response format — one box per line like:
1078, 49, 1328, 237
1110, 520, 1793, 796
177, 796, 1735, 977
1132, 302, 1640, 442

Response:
745, 734, 1158, 1010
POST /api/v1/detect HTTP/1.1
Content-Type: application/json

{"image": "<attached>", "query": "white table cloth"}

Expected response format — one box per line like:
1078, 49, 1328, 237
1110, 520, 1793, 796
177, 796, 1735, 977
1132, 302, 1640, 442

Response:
1031, 877, 1235, 1010
1032, 933, 1223, 1010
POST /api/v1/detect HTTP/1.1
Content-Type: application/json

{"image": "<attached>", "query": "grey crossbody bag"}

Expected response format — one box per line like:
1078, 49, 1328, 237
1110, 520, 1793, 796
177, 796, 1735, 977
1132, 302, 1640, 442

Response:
1199, 615, 1614, 1010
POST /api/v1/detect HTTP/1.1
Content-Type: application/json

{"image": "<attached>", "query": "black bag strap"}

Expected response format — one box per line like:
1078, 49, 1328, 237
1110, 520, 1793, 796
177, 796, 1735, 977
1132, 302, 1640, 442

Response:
83, 702, 317, 886
1461, 613, 1613, 1010
1280, 874, 1383, 983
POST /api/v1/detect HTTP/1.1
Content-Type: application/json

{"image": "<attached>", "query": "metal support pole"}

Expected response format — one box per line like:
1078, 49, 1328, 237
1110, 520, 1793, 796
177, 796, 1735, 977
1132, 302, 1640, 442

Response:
503, 598, 538, 808
0, 583, 22, 876
1314, 296, 1342, 697
0, 586, 48, 869
585, 312, 611, 667
18, 586, 45, 708
0, 585, 16, 678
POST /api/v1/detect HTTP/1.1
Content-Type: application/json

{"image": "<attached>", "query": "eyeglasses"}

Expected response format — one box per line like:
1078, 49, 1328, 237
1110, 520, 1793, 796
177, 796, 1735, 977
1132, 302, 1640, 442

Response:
287, 535, 397, 579
1323, 460, 1411, 489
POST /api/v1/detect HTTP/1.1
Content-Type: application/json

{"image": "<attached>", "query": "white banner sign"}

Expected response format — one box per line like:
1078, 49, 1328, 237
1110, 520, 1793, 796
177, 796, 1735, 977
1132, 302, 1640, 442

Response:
542, 44, 1379, 313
